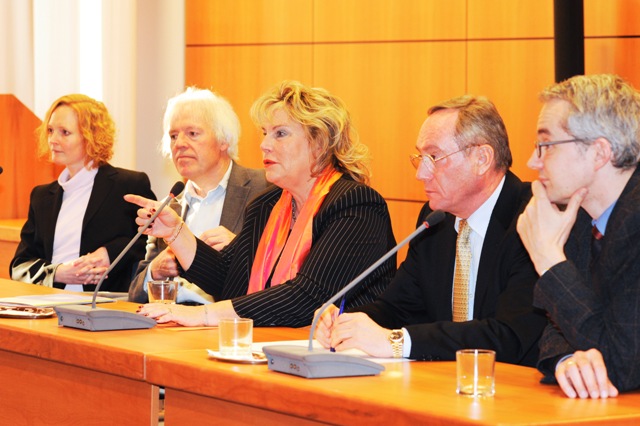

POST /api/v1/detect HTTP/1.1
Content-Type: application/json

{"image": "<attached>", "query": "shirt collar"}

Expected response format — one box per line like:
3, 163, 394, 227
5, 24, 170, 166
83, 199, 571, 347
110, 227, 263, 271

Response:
455, 175, 506, 238
184, 161, 233, 203
592, 201, 616, 236
58, 161, 98, 190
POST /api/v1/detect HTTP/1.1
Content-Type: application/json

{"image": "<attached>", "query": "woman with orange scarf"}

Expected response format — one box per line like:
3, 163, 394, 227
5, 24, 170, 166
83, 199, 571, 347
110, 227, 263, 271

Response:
126, 81, 396, 327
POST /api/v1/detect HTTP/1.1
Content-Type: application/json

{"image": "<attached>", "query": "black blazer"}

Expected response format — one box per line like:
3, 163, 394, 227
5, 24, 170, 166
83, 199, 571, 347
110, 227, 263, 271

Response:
356, 171, 547, 366
11, 164, 156, 292
536, 166, 640, 392
182, 176, 397, 327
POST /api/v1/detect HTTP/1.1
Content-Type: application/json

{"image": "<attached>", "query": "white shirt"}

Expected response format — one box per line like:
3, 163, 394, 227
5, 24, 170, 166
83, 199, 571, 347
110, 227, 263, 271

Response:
52, 164, 99, 291
452, 175, 505, 320
403, 175, 506, 357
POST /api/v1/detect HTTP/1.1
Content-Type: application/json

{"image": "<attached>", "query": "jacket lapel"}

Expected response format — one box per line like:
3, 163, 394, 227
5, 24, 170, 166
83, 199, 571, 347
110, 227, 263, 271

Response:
83, 165, 114, 230
220, 163, 251, 233
474, 172, 525, 314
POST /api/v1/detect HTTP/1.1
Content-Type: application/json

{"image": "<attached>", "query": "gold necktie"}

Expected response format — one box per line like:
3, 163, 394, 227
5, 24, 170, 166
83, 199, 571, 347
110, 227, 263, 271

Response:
453, 219, 471, 322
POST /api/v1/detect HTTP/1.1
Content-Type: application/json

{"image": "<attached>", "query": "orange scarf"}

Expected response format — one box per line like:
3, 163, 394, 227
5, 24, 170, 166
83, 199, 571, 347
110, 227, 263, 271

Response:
247, 168, 342, 294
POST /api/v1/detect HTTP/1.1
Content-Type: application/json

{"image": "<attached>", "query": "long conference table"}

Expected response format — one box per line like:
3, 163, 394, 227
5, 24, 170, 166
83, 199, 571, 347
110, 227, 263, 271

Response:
0, 279, 639, 425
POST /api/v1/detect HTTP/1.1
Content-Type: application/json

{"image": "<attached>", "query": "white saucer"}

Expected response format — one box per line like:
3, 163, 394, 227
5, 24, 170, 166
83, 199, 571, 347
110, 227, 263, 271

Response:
207, 349, 267, 364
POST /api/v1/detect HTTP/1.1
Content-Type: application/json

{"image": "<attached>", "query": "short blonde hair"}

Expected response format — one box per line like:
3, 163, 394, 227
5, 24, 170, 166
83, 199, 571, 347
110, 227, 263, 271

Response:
37, 94, 115, 167
250, 80, 370, 184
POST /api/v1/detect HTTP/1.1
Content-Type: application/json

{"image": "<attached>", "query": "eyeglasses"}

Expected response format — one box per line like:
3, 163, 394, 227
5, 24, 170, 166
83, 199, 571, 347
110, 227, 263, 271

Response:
409, 145, 475, 174
534, 138, 586, 158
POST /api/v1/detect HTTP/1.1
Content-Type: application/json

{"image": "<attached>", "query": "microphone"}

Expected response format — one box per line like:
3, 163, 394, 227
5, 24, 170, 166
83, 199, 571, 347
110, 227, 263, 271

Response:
263, 209, 446, 378
0, 166, 3, 174
54, 181, 185, 331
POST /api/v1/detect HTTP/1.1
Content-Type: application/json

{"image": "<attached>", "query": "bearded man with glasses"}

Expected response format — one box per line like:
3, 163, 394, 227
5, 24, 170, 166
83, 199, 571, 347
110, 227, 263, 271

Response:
315, 95, 546, 366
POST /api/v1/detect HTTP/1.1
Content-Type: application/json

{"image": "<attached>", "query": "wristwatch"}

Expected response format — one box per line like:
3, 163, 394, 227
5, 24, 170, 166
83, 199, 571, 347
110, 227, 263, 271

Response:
388, 329, 404, 358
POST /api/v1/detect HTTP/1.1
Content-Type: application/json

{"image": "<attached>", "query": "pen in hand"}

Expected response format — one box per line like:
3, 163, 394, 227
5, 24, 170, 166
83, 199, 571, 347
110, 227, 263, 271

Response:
330, 297, 346, 352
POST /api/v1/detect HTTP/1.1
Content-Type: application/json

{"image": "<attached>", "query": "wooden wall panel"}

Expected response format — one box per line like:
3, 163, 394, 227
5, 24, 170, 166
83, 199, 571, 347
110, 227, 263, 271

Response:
185, 0, 313, 45
585, 38, 640, 88
314, 0, 466, 42
185, 45, 314, 169
387, 200, 426, 264
468, 0, 554, 39
313, 42, 467, 201
585, 0, 640, 36
184, 0, 640, 252
467, 40, 555, 182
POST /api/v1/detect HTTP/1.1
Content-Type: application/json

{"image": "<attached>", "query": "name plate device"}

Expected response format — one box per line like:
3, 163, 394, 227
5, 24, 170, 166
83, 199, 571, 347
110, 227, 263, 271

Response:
262, 345, 384, 378
262, 210, 446, 379
55, 305, 156, 331
53, 182, 185, 332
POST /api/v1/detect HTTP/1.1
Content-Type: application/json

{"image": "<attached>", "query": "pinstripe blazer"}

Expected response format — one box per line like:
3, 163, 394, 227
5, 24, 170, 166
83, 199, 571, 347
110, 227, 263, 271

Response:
353, 171, 547, 366
536, 166, 640, 392
181, 176, 397, 327
128, 162, 269, 303
10, 164, 156, 292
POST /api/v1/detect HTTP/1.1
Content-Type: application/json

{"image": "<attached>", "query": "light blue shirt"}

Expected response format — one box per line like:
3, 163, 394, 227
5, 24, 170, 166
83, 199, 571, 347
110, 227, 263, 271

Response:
143, 162, 233, 304
592, 200, 616, 236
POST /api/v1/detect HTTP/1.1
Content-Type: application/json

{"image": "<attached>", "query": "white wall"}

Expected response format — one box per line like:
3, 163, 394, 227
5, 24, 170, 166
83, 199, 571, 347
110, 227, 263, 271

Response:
0, 0, 185, 197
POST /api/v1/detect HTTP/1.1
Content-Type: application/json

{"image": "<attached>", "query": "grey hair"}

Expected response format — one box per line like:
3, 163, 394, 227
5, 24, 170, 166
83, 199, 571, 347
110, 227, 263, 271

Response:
539, 74, 640, 169
161, 87, 240, 161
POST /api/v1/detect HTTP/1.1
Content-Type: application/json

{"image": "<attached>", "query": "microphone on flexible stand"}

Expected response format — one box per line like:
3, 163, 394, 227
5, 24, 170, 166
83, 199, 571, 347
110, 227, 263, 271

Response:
263, 209, 446, 378
54, 181, 185, 331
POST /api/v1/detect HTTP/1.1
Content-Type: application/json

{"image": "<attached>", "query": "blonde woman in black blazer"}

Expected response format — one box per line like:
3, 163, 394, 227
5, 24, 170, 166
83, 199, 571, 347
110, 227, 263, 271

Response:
11, 94, 155, 292
128, 81, 396, 327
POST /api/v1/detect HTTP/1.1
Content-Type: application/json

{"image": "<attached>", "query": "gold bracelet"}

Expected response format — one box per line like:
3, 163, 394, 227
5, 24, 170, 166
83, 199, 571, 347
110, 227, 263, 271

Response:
163, 220, 184, 245
203, 304, 209, 326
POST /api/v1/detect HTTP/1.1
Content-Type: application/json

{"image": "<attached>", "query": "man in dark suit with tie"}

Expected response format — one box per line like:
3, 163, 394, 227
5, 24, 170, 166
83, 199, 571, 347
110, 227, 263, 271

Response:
517, 74, 640, 398
316, 95, 547, 366
129, 88, 268, 304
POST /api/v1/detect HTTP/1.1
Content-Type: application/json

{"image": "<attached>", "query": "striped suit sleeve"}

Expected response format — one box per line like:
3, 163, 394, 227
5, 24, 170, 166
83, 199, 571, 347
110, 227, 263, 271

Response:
182, 179, 396, 327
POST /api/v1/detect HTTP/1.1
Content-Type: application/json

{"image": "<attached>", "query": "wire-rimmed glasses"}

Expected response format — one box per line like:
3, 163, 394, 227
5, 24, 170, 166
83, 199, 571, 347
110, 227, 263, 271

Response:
409, 145, 476, 174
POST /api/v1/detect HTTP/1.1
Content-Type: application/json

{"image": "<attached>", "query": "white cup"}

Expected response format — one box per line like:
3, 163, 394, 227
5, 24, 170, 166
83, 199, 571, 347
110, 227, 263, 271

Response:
148, 280, 178, 304
456, 349, 496, 397
219, 318, 253, 357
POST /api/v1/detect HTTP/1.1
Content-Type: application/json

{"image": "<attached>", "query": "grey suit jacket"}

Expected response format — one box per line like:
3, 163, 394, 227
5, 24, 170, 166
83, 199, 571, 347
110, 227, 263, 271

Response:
535, 166, 640, 392
128, 162, 269, 303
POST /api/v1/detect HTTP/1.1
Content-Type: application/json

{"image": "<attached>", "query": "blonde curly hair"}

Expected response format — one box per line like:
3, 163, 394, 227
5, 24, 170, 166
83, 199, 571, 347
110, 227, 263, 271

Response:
250, 80, 371, 184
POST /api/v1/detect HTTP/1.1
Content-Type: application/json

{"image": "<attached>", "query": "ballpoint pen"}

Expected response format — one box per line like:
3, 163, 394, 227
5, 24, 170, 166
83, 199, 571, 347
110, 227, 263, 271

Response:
330, 297, 346, 352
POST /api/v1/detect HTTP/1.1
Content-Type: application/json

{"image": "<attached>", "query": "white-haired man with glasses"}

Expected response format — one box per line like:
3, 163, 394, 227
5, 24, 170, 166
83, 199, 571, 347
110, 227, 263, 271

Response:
315, 95, 546, 365
517, 74, 640, 398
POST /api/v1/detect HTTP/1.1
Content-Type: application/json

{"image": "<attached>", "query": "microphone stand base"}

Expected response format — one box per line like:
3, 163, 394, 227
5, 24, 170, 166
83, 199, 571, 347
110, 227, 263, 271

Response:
263, 345, 384, 378
54, 305, 156, 331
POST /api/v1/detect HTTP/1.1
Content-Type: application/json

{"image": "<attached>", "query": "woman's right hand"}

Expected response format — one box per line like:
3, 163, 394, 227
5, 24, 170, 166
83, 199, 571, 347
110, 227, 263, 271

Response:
313, 304, 339, 348
124, 194, 182, 239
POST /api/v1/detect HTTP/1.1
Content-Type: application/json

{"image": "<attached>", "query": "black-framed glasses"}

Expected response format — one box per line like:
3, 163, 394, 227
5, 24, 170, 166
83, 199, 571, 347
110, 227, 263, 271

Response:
409, 145, 475, 174
534, 138, 586, 158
